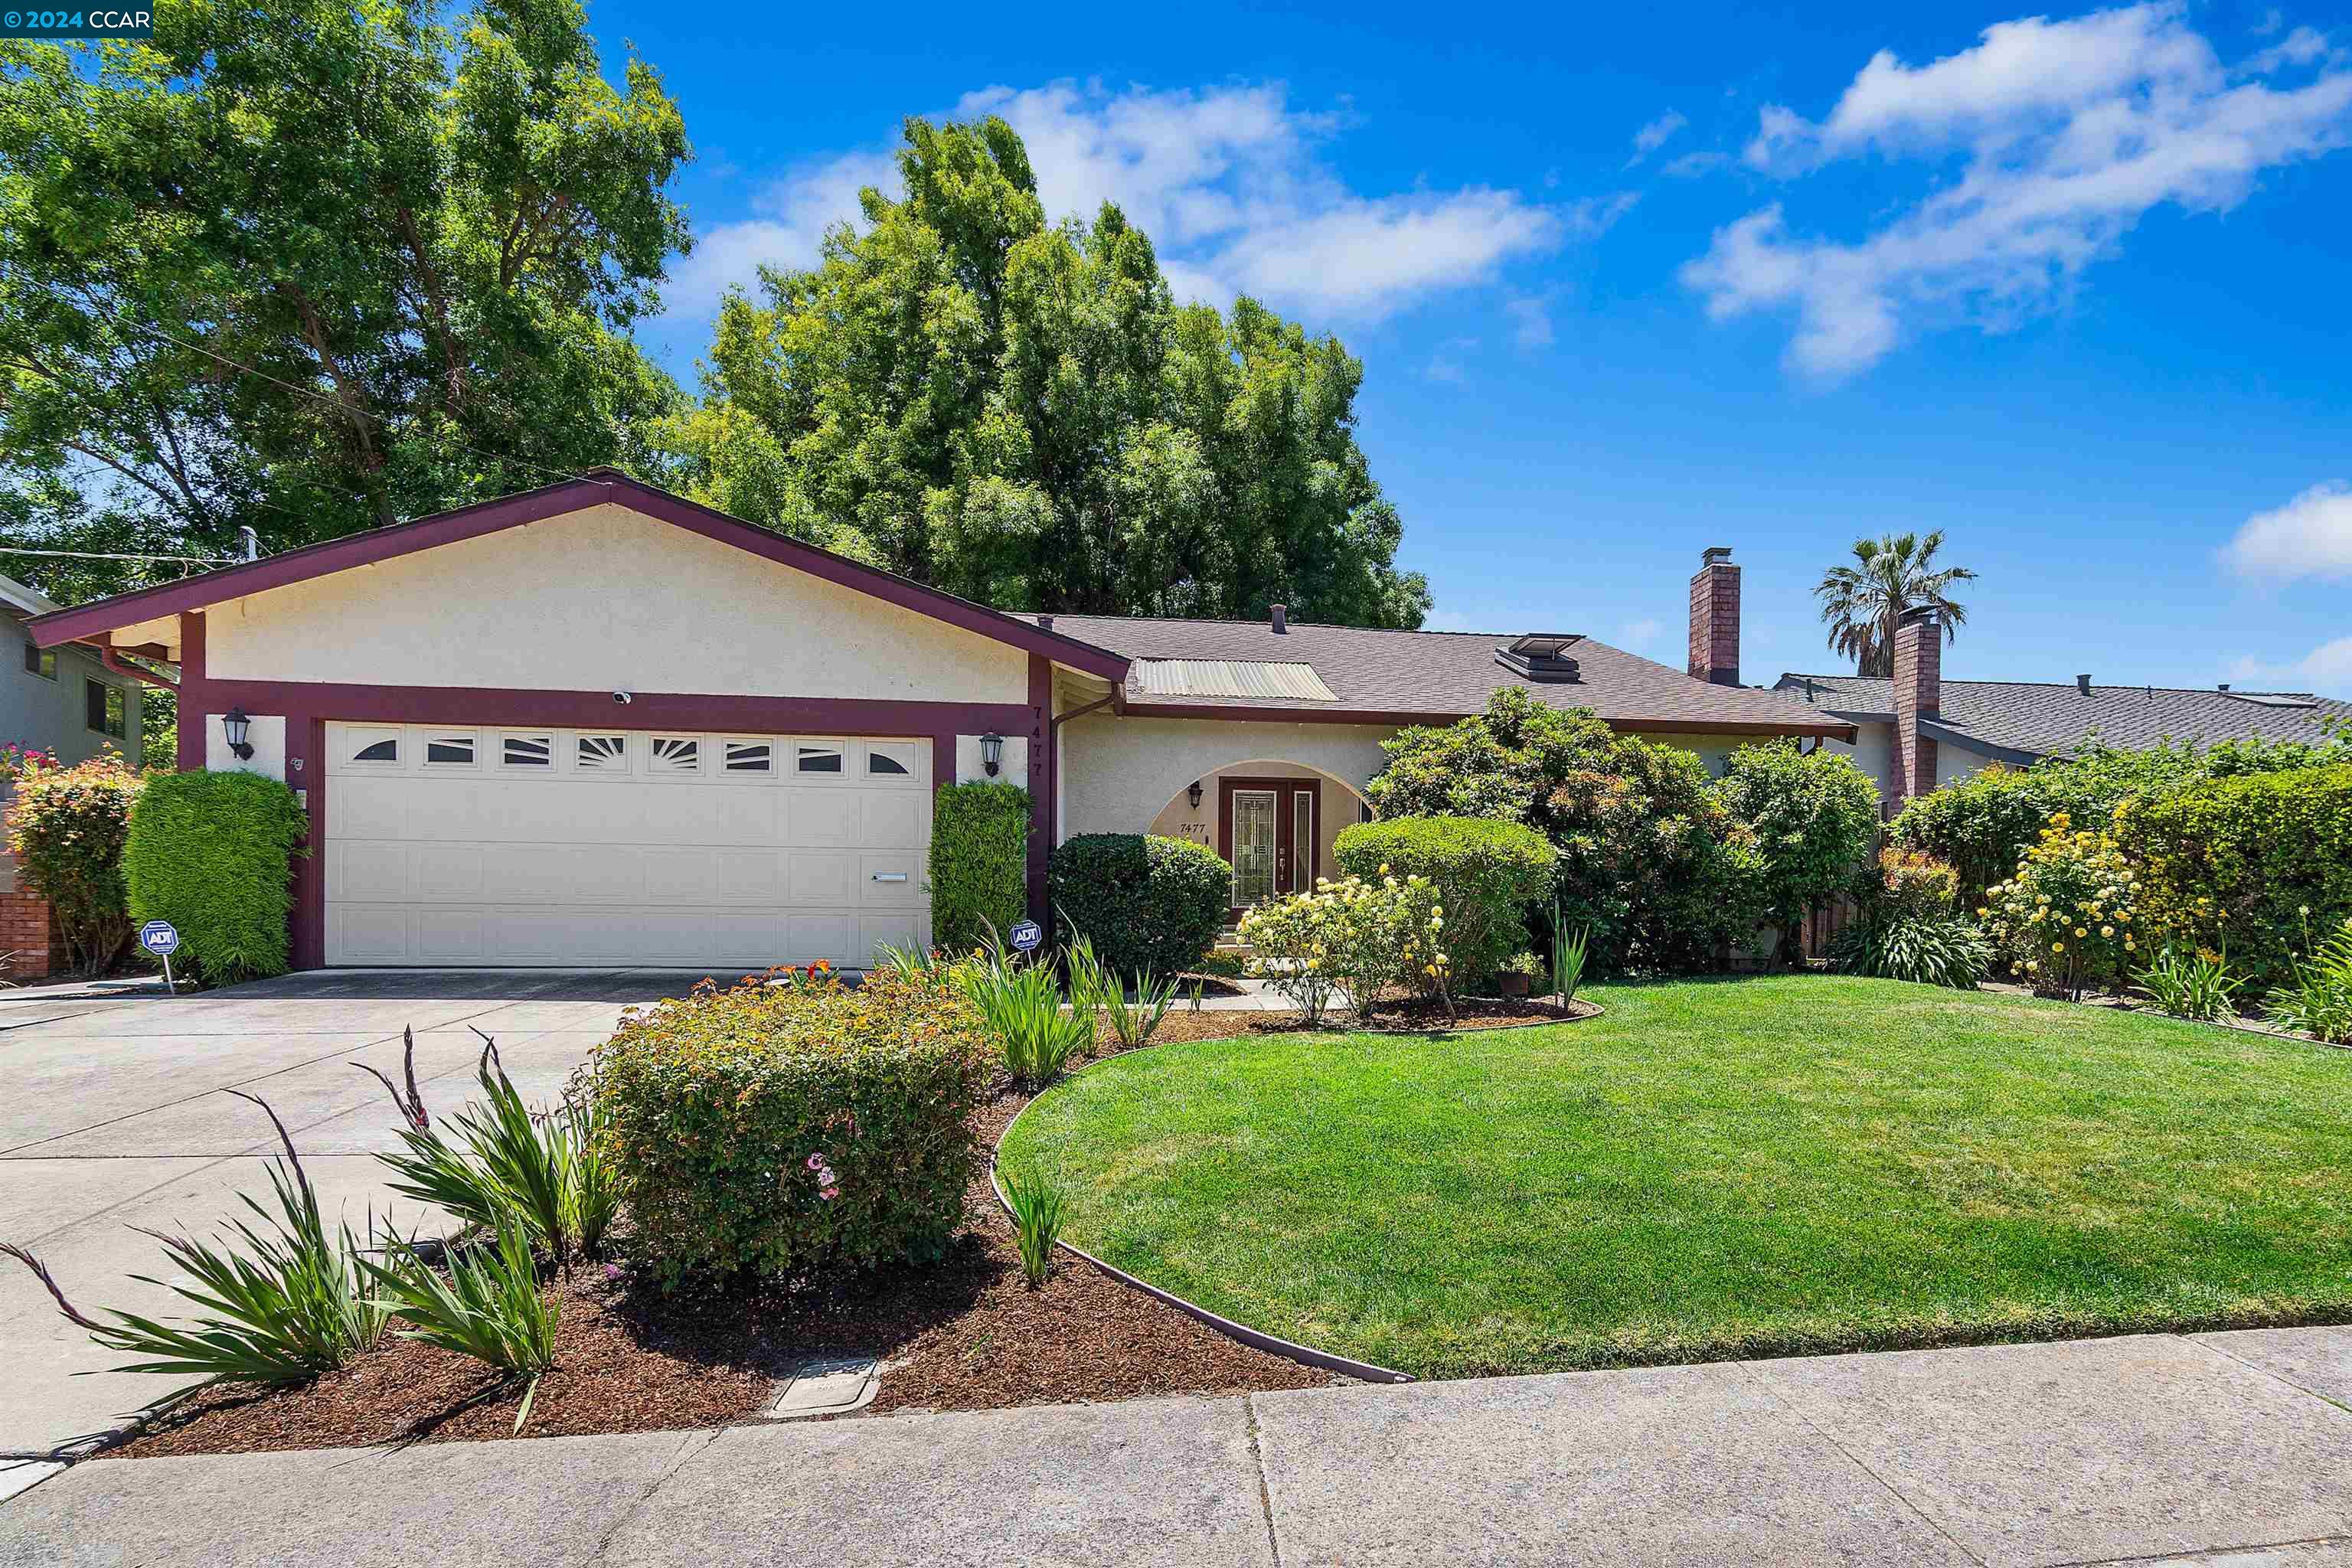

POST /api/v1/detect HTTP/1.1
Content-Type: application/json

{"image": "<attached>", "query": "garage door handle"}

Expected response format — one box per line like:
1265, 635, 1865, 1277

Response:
872, 872, 908, 883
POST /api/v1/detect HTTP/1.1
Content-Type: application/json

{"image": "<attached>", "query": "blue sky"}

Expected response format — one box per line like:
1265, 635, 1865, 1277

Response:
601, 0, 2352, 698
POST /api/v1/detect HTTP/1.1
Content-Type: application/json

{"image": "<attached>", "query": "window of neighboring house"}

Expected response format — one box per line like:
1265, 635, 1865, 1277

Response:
85, 678, 125, 739
21, 640, 54, 680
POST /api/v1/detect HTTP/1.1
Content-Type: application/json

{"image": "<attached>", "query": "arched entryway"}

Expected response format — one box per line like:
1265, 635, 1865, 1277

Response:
1147, 760, 1373, 919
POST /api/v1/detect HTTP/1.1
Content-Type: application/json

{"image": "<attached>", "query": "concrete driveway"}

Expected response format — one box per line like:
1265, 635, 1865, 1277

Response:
0, 969, 701, 1457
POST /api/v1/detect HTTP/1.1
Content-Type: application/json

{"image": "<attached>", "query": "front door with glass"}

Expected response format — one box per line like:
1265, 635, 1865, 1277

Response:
1218, 778, 1318, 919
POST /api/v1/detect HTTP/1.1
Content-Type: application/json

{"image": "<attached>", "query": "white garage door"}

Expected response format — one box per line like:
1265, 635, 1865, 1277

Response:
325, 723, 931, 968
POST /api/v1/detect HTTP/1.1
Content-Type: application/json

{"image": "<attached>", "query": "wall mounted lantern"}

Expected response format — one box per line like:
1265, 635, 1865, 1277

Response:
221, 707, 255, 762
1187, 779, 1204, 809
978, 733, 1004, 777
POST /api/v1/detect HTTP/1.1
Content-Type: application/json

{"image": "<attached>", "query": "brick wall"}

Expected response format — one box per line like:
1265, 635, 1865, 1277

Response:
1685, 549, 1741, 687
0, 877, 54, 981
1890, 608, 1942, 808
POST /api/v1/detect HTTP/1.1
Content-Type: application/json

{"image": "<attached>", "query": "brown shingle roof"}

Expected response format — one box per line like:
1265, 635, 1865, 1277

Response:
1044, 615, 1854, 736
1773, 672, 2352, 760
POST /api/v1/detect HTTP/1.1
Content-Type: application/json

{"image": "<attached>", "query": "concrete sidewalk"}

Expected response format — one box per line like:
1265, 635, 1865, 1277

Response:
7, 1326, 2352, 1566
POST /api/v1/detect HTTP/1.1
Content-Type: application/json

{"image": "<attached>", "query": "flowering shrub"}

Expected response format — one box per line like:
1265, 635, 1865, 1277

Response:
6, 753, 144, 974
1869, 848, 1960, 918
1242, 871, 1449, 1024
1981, 814, 2144, 1000
595, 968, 993, 1289
0, 742, 56, 786
1333, 815, 1554, 987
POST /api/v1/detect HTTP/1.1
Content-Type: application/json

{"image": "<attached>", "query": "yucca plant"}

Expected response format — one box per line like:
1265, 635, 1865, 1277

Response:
2135, 944, 2245, 1024
362, 1218, 559, 1432
2, 1092, 387, 1394
1831, 913, 1991, 989
1000, 1162, 1070, 1289
1547, 906, 1590, 1004
560, 1093, 619, 1262
958, 949, 1093, 1086
379, 1034, 580, 1272
1067, 929, 1177, 1048
2269, 913, 2352, 1044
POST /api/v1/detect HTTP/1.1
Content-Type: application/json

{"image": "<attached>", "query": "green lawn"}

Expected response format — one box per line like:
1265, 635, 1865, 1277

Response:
998, 977, 2352, 1378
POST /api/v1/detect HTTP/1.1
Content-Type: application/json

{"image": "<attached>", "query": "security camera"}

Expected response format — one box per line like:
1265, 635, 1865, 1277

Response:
612, 690, 632, 705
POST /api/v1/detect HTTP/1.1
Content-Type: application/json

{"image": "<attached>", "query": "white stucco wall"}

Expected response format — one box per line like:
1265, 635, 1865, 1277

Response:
1822, 720, 1998, 805
203, 503, 1029, 704
1142, 759, 1371, 883
953, 732, 1028, 789
1821, 720, 1893, 802
1059, 715, 1393, 846
204, 712, 289, 781
1938, 738, 1999, 790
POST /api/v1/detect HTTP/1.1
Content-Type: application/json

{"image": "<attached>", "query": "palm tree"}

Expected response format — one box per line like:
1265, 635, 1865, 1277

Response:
1815, 531, 1976, 677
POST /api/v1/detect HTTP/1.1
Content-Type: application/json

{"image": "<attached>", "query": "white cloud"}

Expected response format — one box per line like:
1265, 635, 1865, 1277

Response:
1629, 109, 1689, 165
2224, 479, 2352, 580
671, 81, 1573, 325
1686, 5, 2352, 377
2226, 636, 2352, 694
1663, 149, 1732, 178
665, 149, 897, 315
1506, 295, 1555, 349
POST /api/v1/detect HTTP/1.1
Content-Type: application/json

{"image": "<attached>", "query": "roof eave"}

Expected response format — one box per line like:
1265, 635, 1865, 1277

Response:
1118, 699, 1857, 741
25, 473, 1132, 684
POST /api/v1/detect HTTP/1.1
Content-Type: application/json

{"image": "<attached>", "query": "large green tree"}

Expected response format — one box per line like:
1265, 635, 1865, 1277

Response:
662, 116, 1430, 626
0, 0, 691, 600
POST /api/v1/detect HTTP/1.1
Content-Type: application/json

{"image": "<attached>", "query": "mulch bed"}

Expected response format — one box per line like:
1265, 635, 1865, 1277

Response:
104, 1064, 1328, 1461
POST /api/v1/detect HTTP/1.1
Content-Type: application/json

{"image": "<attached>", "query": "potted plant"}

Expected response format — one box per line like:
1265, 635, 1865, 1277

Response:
1498, 950, 1542, 998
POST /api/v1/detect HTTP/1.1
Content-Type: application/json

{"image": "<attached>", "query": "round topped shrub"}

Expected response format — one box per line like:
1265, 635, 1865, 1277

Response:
1334, 815, 1556, 987
1048, 833, 1230, 979
596, 969, 993, 1289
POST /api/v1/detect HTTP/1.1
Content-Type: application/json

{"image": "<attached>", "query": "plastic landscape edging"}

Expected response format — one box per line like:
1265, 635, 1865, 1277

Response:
991, 1054, 1416, 1387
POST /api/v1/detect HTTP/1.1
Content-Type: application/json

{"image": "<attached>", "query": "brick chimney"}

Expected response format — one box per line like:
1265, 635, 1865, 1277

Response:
1686, 547, 1740, 686
1891, 606, 1942, 807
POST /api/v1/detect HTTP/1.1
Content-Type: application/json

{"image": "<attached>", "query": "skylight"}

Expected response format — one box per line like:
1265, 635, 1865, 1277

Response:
1131, 659, 1339, 702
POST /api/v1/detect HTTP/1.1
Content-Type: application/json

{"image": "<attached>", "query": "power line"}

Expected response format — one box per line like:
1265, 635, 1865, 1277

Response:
0, 547, 243, 565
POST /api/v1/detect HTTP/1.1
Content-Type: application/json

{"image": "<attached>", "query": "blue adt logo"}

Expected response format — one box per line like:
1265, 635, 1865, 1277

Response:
138, 920, 179, 956
1008, 920, 1044, 952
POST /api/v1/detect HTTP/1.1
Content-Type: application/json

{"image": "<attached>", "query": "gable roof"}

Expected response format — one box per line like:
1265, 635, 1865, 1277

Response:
27, 472, 1132, 683
1774, 672, 2352, 761
0, 572, 60, 620
1052, 615, 1856, 737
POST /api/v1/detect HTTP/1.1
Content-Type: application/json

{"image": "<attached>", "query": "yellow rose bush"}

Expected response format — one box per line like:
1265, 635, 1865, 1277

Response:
1982, 813, 2143, 1000
1241, 871, 1448, 1026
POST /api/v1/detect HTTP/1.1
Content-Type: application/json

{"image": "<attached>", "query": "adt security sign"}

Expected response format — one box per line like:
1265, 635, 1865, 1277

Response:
139, 920, 181, 991
1008, 920, 1044, 953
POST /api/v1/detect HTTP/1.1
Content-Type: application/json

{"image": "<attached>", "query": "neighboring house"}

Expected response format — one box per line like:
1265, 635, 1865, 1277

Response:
0, 573, 149, 978
1775, 608, 2352, 812
27, 473, 1847, 971
0, 573, 145, 771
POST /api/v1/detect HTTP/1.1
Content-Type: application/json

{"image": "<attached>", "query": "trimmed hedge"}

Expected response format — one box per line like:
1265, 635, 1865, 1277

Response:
1334, 815, 1557, 986
929, 781, 1030, 956
125, 769, 309, 983
5, 756, 142, 975
2112, 764, 2352, 991
596, 969, 994, 1289
1048, 833, 1230, 979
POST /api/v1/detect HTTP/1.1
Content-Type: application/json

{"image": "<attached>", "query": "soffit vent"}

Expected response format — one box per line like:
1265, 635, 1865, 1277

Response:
1131, 659, 1340, 702
1496, 632, 1585, 684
